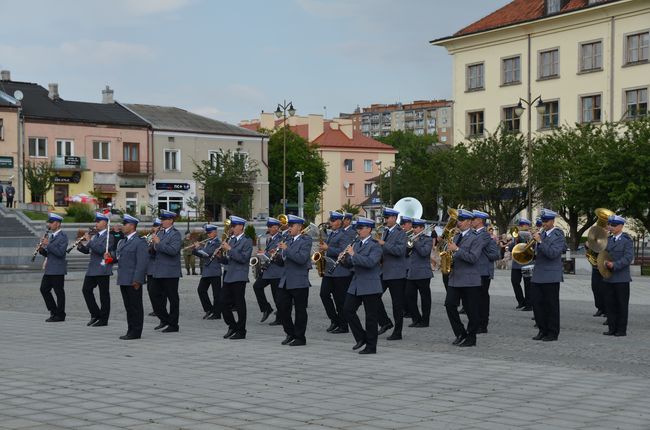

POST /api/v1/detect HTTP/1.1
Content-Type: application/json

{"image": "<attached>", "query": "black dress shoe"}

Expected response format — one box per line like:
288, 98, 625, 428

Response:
207, 313, 221, 320
403, 312, 413, 319
154, 323, 167, 330
148, 312, 156, 317
202, 312, 212, 320
541, 335, 558, 342
92, 320, 108, 327
458, 338, 476, 347
352, 340, 366, 350
614, 332, 626, 337
452, 335, 466, 345
223, 328, 236, 339
515, 304, 524, 309
386, 333, 402, 341
120, 334, 141, 340
378, 322, 393, 335
603, 330, 616, 336
521, 306, 533, 311
532, 332, 545, 341
326, 322, 338, 332
331, 327, 349, 334
408, 321, 419, 328
260, 310, 272, 323
281, 336, 295, 345
289, 339, 306, 346
477, 327, 488, 334
459, 307, 466, 314
162, 326, 179, 333
229, 331, 246, 340
87, 317, 99, 326
414, 322, 429, 328
269, 320, 281, 326
119, 334, 129, 340
47, 316, 65, 322
358, 347, 376, 355
593, 310, 604, 317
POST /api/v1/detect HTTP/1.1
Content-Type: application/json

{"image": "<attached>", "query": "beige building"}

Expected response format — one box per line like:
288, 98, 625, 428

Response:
126, 104, 268, 221
432, 0, 649, 145
0, 87, 19, 197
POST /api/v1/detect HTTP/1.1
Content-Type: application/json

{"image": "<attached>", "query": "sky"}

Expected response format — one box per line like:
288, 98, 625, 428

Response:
0, 0, 509, 125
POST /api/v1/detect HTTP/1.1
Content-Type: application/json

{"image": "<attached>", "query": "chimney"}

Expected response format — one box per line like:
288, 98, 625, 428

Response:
308, 114, 324, 142
337, 118, 354, 139
102, 85, 114, 104
0, 70, 10, 81
48, 83, 59, 100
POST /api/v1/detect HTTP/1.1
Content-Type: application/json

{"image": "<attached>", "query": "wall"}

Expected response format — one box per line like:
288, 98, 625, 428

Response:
0, 108, 19, 188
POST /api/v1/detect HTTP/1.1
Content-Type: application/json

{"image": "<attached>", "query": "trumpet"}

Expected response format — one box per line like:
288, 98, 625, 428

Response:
31, 228, 50, 262
67, 228, 96, 253
327, 234, 360, 274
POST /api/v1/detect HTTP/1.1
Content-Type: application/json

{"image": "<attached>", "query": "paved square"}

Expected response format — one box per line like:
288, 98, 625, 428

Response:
1, 270, 649, 429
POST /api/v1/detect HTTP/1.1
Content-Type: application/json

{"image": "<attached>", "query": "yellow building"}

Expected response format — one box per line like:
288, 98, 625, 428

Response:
0, 88, 19, 199
431, 0, 649, 144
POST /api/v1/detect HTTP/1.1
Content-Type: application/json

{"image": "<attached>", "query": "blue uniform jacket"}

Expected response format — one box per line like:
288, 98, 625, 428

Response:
78, 230, 113, 276
115, 235, 148, 286
152, 227, 182, 278
279, 234, 312, 289
475, 228, 500, 278
603, 233, 633, 284
219, 235, 253, 283
193, 237, 222, 278
325, 229, 354, 278
448, 230, 482, 288
531, 228, 567, 284
348, 238, 383, 295
40, 230, 68, 276
407, 235, 433, 281
262, 233, 284, 280
381, 224, 407, 280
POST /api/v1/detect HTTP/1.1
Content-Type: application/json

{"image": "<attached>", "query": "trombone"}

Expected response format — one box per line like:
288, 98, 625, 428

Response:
407, 224, 435, 248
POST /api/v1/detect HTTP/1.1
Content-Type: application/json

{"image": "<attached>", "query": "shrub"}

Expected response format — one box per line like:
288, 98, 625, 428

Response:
65, 203, 95, 222
244, 224, 257, 245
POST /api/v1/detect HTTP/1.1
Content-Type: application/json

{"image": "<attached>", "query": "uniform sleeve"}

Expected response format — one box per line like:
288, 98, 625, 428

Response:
454, 235, 481, 264
46, 233, 68, 257
484, 236, 501, 261
537, 231, 566, 259
88, 234, 110, 256
134, 240, 149, 284
326, 233, 346, 258
155, 230, 182, 256
612, 238, 634, 272
77, 242, 90, 254
413, 237, 433, 257
286, 237, 312, 265
384, 229, 406, 257
352, 243, 382, 268
229, 238, 253, 263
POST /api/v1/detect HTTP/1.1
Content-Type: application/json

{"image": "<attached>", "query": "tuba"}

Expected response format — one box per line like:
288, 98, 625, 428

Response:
585, 208, 614, 267
437, 208, 458, 275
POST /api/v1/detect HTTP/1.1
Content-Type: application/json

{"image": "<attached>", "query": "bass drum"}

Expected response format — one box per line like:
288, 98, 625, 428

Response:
521, 264, 535, 278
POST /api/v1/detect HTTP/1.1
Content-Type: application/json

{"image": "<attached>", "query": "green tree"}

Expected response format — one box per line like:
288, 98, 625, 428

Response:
267, 127, 327, 213
340, 201, 361, 216
22, 160, 55, 203
532, 122, 618, 249
193, 149, 260, 220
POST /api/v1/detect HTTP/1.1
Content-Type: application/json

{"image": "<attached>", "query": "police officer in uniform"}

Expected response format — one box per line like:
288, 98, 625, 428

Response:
252, 218, 283, 323
405, 218, 433, 328
376, 207, 407, 340
320, 211, 352, 334
146, 218, 161, 317
509, 218, 533, 310
193, 224, 222, 319
472, 210, 501, 333
277, 215, 313, 346
341, 212, 355, 237
114, 214, 149, 340
150, 209, 182, 333
531, 209, 567, 342
444, 209, 482, 347
219, 215, 253, 340
38, 213, 68, 322
78, 212, 114, 326
602, 214, 634, 337
342, 216, 382, 355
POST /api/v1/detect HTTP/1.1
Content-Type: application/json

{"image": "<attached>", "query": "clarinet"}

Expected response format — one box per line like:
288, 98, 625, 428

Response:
327, 235, 360, 274
31, 228, 50, 262
67, 228, 96, 253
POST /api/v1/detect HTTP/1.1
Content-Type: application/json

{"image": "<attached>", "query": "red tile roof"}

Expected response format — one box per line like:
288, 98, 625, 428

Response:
313, 128, 396, 152
435, 0, 621, 41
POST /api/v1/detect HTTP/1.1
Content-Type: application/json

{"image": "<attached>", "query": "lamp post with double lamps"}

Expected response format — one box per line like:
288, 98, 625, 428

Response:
274, 101, 296, 213
514, 96, 546, 221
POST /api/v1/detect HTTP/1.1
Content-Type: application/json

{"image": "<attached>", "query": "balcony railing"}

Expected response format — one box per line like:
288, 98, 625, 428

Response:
53, 156, 87, 171
119, 161, 153, 176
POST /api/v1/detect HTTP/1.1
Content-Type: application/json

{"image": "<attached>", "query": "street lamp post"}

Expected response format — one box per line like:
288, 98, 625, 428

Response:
275, 101, 296, 214
295, 171, 304, 219
514, 96, 546, 221
375, 160, 382, 216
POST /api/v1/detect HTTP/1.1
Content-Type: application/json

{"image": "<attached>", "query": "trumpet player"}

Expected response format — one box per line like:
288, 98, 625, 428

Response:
444, 209, 482, 347
252, 218, 283, 324
341, 216, 382, 354
602, 215, 633, 337
218, 215, 253, 340
39, 213, 68, 322
471, 210, 501, 334
509, 218, 533, 311
193, 224, 222, 320
146, 218, 161, 317
319, 211, 351, 334
530, 209, 566, 342
376, 208, 407, 341
78, 212, 114, 327
405, 219, 433, 328
277, 215, 313, 346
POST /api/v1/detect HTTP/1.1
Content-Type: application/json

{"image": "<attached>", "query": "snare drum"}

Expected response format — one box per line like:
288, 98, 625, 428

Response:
521, 264, 535, 278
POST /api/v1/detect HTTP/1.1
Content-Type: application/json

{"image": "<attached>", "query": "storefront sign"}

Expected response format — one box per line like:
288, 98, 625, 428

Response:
156, 182, 190, 191
64, 156, 81, 166
54, 172, 81, 183
0, 156, 13, 168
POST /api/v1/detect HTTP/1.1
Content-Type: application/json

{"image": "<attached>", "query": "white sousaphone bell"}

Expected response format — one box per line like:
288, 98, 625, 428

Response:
393, 197, 423, 223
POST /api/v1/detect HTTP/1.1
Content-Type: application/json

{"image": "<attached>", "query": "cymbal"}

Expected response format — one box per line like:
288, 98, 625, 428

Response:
597, 249, 612, 279
587, 226, 609, 253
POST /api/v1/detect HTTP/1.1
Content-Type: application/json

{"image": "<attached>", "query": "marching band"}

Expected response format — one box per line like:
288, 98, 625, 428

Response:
31, 199, 636, 352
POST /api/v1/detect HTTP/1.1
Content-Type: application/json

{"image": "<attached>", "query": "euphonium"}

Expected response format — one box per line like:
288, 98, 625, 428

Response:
438, 208, 458, 275
511, 227, 540, 265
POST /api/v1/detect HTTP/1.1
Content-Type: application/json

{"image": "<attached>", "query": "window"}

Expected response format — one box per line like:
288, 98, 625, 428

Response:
364, 159, 372, 173
502, 56, 521, 85
54, 184, 69, 207
344, 159, 353, 172
547, 0, 561, 14
539, 101, 560, 129
56, 140, 73, 157
0, 119, 3, 140
503, 107, 521, 132
466, 63, 484, 91
164, 149, 180, 171
364, 183, 373, 197
208, 150, 223, 171
625, 88, 648, 119
93, 141, 110, 160
581, 95, 602, 123
345, 183, 355, 197
158, 195, 183, 214
626, 32, 649, 64
468, 111, 484, 137
539, 49, 559, 79
28, 137, 47, 157
234, 151, 248, 169
580, 41, 602, 72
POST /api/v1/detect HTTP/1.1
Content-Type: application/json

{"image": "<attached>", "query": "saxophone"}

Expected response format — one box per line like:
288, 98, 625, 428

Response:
438, 208, 458, 275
